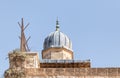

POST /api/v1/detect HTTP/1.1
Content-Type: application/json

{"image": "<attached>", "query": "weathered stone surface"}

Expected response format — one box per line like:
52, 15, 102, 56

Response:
54, 68, 64, 75
25, 68, 120, 77
117, 68, 120, 76
26, 76, 120, 78
108, 68, 118, 76
97, 68, 107, 76
5, 51, 120, 78
65, 68, 75, 76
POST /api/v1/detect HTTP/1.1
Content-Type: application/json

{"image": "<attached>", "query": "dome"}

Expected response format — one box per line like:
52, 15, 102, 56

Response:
43, 20, 72, 51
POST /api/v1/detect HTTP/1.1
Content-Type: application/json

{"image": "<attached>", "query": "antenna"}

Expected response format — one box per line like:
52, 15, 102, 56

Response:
18, 18, 31, 52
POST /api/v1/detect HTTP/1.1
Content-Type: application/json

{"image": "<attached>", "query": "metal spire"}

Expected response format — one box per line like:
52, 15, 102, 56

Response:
18, 18, 30, 52
56, 18, 60, 31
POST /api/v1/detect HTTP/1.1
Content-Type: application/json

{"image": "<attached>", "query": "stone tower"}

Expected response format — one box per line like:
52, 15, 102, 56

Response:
4, 18, 39, 78
42, 19, 73, 60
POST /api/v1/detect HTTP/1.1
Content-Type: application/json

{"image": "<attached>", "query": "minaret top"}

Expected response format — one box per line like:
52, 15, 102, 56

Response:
56, 18, 60, 31
43, 19, 73, 51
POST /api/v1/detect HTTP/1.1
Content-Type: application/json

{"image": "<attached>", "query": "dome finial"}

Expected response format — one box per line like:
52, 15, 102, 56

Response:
56, 17, 60, 31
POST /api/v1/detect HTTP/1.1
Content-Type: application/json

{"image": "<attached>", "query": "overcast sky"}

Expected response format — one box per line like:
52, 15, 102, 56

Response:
0, 0, 120, 75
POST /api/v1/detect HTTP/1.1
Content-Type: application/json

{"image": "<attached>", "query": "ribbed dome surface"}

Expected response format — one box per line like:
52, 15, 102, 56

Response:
43, 31, 72, 50
43, 21, 72, 51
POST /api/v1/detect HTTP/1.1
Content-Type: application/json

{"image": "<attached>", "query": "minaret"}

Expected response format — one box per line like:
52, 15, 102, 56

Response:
42, 19, 73, 60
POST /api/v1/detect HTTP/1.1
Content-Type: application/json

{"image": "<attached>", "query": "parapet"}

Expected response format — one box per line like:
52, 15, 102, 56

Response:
40, 60, 90, 68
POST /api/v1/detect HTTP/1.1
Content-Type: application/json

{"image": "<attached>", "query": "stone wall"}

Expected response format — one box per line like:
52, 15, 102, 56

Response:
42, 47, 73, 60
25, 68, 120, 78
26, 76, 120, 78
5, 51, 120, 78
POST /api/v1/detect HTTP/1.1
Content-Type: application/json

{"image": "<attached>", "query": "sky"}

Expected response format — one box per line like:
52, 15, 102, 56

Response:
0, 0, 120, 76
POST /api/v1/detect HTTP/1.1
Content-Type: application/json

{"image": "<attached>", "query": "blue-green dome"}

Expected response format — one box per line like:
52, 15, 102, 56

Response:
43, 20, 72, 51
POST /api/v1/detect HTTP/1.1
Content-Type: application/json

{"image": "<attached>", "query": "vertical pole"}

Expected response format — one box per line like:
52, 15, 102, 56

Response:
18, 18, 30, 52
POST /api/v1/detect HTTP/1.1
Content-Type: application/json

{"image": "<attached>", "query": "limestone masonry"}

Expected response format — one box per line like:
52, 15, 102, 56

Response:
4, 18, 120, 78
